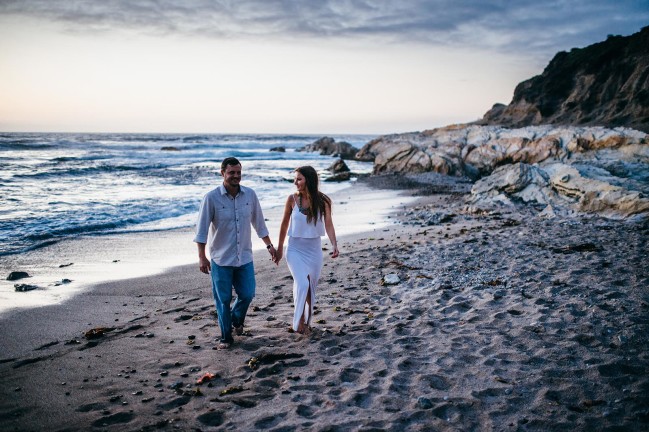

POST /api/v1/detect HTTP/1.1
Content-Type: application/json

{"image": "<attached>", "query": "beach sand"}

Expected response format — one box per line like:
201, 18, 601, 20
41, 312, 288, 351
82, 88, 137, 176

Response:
1, 176, 647, 431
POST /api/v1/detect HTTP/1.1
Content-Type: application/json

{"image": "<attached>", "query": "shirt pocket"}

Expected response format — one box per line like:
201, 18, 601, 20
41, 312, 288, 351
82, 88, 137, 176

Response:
215, 204, 234, 225
239, 200, 253, 225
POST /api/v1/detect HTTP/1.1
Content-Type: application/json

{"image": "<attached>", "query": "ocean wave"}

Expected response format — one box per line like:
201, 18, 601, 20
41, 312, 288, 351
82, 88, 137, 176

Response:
10, 164, 148, 179
0, 141, 58, 150
0, 239, 60, 257
0, 132, 373, 257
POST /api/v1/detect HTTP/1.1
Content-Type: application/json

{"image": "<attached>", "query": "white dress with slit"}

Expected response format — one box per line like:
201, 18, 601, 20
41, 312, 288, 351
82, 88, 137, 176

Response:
286, 197, 325, 331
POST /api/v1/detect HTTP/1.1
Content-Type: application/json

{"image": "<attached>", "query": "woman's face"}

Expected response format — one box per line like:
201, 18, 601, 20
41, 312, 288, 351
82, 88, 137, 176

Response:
294, 171, 306, 192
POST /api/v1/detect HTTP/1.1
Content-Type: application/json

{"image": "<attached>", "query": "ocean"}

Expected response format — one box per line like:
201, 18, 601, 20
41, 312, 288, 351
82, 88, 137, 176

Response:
0, 132, 376, 257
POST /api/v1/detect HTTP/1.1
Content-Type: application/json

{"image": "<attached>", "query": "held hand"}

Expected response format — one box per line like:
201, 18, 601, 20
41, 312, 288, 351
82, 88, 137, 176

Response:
199, 257, 211, 274
268, 245, 278, 264
273, 248, 283, 265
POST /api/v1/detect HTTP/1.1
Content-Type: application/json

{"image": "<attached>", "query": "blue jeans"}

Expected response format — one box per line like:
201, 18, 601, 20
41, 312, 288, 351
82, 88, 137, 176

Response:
210, 260, 256, 344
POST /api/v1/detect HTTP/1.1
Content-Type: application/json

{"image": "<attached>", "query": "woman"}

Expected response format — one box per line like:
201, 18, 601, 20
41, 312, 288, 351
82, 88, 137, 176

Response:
274, 166, 339, 334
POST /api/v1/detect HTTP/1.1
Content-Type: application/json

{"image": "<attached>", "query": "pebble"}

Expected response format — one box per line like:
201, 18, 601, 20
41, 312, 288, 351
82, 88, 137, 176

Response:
383, 274, 400, 285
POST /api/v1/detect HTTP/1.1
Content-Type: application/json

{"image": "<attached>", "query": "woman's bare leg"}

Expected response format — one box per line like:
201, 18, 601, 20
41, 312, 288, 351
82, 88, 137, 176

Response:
297, 276, 312, 334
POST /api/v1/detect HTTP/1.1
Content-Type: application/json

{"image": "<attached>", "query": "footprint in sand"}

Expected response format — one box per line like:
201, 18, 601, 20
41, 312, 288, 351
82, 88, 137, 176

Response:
419, 373, 451, 391
339, 367, 362, 383
197, 410, 225, 427
254, 412, 287, 429
91, 411, 134, 428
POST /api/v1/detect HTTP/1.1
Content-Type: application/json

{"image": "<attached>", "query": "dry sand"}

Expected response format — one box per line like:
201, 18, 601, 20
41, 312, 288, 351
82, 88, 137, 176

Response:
1, 175, 648, 431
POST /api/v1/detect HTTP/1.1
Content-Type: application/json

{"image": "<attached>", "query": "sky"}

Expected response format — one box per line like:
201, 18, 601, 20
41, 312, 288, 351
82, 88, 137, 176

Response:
0, 1, 647, 135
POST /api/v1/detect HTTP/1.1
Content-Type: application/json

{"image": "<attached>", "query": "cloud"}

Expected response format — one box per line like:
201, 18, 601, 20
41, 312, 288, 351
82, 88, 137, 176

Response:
1, 0, 647, 57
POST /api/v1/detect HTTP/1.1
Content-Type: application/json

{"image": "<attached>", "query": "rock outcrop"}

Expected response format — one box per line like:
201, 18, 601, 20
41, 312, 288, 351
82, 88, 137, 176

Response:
467, 162, 649, 219
7, 271, 30, 281
327, 158, 350, 174
356, 125, 646, 177
357, 125, 649, 219
478, 26, 649, 133
297, 137, 366, 160
323, 158, 352, 182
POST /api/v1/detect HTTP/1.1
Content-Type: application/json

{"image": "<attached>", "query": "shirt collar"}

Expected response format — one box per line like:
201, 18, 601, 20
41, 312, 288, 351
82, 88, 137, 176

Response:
218, 184, 245, 196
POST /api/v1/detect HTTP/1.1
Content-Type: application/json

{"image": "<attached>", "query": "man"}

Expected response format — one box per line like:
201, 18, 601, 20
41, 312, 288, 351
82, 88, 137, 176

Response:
194, 157, 277, 349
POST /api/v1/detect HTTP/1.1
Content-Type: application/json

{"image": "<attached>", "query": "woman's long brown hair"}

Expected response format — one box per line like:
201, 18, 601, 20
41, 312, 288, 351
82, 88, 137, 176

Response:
296, 166, 331, 225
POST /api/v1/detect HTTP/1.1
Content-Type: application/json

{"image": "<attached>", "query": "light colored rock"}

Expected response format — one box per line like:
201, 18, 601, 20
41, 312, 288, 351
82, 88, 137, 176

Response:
360, 124, 648, 219
471, 161, 649, 219
358, 125, 647, 178
471, 163, 549, 196
545, 163, 649, 218
539, 204, 557, 219
382, 274, 400, 285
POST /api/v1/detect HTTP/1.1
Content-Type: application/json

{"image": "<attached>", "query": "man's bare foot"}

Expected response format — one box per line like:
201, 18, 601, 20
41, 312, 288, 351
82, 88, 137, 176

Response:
234, 325, 244, 336
213, 342, 231, 350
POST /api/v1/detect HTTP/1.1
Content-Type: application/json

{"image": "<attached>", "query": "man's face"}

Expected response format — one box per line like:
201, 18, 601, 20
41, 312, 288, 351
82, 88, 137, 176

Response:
221, 163, 242, 188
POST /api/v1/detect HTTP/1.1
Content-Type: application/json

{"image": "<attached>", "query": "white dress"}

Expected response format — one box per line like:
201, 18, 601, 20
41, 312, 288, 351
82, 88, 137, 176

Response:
286, 197, 325, 331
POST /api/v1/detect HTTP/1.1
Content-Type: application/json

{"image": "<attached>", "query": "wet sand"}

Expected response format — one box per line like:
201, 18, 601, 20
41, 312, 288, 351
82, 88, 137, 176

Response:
0, 176, 647, 431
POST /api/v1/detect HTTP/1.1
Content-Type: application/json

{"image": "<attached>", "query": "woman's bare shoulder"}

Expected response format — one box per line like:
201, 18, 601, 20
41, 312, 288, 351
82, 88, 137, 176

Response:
285, 193, 297, 206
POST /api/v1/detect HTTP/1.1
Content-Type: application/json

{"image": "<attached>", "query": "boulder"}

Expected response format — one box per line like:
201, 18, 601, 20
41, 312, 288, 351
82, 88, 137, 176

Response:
469, 161, 649, 219
324, 172, 352, 182
15, 284, 39, 292
327, 158, 350, 173
471, 163, 550, 198
297, 137, 361, 160
269, 146, 286, 152
7, 271, 30, 281
545, 163, 649, 218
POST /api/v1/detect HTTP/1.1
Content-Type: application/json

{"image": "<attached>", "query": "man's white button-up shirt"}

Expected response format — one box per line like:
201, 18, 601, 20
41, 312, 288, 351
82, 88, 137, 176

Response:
194, 184, 269, 267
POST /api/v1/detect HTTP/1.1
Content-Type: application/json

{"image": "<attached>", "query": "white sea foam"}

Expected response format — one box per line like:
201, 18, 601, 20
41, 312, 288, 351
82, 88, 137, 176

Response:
0, 132, 375, 256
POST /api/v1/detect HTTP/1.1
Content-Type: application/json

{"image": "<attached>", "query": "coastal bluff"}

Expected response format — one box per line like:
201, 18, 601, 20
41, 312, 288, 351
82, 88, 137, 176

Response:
354, 27, 649, 219
478, 26, 649, 133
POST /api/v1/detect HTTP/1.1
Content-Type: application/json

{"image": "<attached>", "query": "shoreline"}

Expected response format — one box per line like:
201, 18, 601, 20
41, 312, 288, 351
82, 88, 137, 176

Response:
0, 180, 414, 317
0, 176, 647, 431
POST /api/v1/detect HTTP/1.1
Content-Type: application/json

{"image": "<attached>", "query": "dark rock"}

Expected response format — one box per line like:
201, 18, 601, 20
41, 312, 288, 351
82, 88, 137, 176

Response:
160, 146, 180, 151
269, 146, 286, 152
14, 284, 38, 292
477, 26, 649, 133
324, 172, 351, 182
297, 137, 360, 160
168, 381, 184, 390
327, 158, 350, 173
7, 271, 30, 281
54, 278, 73, 286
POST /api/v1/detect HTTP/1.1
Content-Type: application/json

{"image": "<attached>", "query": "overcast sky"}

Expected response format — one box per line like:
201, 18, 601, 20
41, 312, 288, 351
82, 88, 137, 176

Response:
0, 0, 647, 134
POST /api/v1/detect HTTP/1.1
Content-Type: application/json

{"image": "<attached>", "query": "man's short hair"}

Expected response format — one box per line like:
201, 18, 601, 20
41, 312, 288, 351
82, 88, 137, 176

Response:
221, 157, 241, 171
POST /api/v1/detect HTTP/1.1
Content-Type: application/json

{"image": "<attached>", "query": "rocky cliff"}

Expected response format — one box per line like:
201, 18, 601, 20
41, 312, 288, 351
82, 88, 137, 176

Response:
356, 125, 649, 219
478, 26, 649, 133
